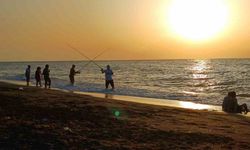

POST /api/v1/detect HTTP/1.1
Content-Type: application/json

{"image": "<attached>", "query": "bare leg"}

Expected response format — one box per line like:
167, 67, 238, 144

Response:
48, 78, 51, 88
45, 79, 47, 89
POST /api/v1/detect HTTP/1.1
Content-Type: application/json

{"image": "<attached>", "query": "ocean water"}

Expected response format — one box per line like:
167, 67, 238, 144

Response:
0, 59, 250, 106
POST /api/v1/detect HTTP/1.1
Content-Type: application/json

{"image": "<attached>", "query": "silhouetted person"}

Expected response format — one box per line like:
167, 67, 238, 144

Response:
25, 65, 31, 86
69, 64, 80, 85
35, 67, 42, 87
222, 91, 249, 114
101, 65, 114, 90
42, 64, 51, 89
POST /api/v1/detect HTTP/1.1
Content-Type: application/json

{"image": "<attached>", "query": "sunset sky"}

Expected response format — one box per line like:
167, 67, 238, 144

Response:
0, 0, 249, 61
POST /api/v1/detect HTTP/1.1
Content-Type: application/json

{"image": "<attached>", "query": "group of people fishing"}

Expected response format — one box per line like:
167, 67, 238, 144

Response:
25, 64, 115, 90
24, 42, 250, 115
26, 63, 250, 115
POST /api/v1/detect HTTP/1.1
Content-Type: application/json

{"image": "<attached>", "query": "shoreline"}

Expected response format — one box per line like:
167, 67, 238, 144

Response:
1, 79, 221, 112
1, 81, 250, 149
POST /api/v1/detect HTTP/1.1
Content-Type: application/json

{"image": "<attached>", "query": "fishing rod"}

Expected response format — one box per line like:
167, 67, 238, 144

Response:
67, 43, 103, 69
81, 50, 106, 69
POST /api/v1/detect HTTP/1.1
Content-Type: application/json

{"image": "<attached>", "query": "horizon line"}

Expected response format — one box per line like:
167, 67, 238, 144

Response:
1, 57, 250, 63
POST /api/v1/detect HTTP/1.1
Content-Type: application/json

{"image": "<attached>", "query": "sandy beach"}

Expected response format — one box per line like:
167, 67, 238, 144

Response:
1, 82, 250, 149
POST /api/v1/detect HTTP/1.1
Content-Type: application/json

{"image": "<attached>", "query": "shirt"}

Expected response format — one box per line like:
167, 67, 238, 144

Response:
35, 70, 41, 80
222, 96, 238, 113
103, 69, 113, 81
69, 68, 77, 77
43, 68, 50, 78
25, 68, 30, 78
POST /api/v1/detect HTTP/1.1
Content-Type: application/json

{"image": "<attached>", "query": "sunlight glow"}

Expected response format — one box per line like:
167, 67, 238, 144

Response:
167, 0, 230, 41
179, 101, 210, 110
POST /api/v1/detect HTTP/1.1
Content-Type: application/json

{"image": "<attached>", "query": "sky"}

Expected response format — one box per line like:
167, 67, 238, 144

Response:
0, 0, 249, 61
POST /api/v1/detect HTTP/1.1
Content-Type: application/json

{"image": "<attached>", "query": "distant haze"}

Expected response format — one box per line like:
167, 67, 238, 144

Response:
0, 0, 249, 61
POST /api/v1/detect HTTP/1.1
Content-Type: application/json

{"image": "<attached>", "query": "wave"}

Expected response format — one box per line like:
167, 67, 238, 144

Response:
237, 94, 250, 98
0, 74, 25, 81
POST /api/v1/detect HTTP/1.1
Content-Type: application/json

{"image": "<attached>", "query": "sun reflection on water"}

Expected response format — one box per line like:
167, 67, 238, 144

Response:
191, 60, 210, 79
186, 60, 211, 92
192, 60, 209, 71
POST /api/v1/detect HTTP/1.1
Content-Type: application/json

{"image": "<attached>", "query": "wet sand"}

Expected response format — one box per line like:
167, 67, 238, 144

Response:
74, 91, 222, 111
1, 82, 250, 149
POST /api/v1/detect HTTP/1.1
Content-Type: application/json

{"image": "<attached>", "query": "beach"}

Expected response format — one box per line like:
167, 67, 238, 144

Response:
1, 82, 250, 149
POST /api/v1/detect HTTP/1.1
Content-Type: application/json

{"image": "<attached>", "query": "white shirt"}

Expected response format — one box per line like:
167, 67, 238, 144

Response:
103, 69, 113, 81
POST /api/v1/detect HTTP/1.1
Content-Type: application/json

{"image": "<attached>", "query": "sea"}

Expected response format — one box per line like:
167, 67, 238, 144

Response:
1, 59, 250, 106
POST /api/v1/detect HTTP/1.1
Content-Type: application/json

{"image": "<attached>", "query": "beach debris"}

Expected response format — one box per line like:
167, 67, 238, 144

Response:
18, 87, 24, 91
64, 127, 73, 133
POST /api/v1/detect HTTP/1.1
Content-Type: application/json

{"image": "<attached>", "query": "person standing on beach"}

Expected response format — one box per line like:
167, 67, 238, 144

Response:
101, 65, 114, 90
222, 91, 249, 114
42, 64, 51, 89
35, 67, 42, 87
25, 65, 31, 86
69, 64, 80, 85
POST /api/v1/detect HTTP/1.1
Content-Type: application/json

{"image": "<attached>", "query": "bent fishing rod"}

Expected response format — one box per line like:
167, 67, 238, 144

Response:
81, 50, 106, 69
67, 43, 103, 69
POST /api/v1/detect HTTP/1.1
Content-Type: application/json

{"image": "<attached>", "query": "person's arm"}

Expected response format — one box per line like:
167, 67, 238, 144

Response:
74, 70, 80, 74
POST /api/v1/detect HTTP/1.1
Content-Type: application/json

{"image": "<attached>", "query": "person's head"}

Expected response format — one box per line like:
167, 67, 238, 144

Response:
228, 91, 236, 98
37, 67, 41, 70
107, 65, 110, 70
72, 64, 75, 68
28, 65, 31, 69
45, 64, 49, 68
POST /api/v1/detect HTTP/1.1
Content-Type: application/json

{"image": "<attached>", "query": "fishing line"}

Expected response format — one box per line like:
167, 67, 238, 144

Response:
67, 43, 103, 69
67, 43, 118, 91
80, 49, 107, 70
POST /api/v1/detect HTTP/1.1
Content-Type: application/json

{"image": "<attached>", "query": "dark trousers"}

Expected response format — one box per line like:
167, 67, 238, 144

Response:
105, 80, 114, 89
69, 75, 74, 85
36, 79, 41, 87
44, 77, 51, 88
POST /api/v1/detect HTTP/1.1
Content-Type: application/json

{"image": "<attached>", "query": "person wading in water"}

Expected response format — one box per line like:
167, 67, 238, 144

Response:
69, 64, 80, 85
101, 65, 114, 90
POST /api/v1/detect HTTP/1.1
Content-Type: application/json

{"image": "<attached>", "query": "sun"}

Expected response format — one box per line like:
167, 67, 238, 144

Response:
167, 0, 230, 41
